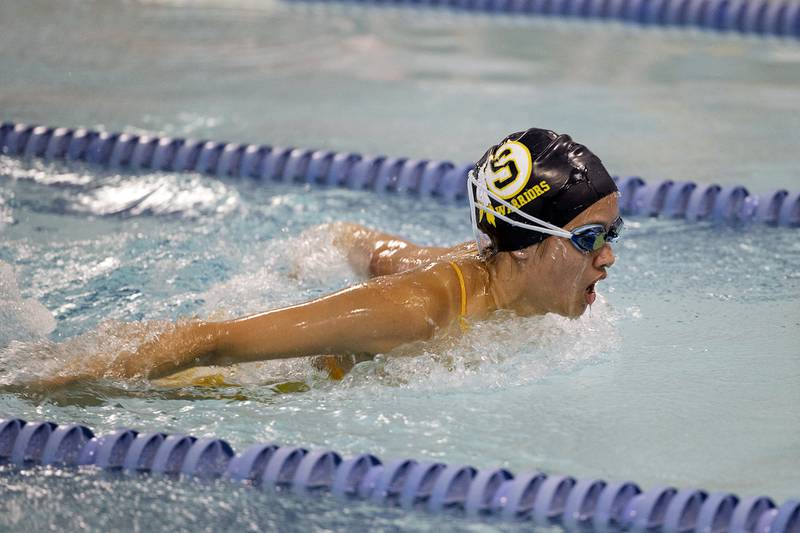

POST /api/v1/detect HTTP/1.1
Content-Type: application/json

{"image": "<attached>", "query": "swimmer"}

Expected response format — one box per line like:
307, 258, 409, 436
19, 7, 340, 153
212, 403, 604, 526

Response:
38, 128, 622, 387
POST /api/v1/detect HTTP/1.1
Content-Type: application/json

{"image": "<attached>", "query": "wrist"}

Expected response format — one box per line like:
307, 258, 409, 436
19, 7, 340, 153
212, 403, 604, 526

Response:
196, 321, 221, 365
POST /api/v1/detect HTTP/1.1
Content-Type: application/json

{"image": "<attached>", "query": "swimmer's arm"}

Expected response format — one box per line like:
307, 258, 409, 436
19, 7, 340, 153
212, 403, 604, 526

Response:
203, 272, 452, 370
332, 222, 453, 277
35, 269, 453, 387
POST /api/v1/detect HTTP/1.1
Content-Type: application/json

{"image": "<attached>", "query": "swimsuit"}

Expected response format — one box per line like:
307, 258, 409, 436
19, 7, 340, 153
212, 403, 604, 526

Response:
448, 261, 470, 332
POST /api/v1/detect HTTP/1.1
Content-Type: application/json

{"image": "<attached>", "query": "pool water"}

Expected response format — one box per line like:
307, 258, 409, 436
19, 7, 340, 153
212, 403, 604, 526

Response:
1, 0, 799, 530
1, 155, 798, 527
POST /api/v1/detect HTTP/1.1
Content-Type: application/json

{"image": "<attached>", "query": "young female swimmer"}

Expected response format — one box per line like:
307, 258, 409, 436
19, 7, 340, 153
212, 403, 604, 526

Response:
43, 128, 623, 386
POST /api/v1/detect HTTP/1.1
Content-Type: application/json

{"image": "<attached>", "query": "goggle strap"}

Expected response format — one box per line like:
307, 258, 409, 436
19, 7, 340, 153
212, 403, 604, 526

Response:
467, 178, 484, 252
467, 171, 572, 239
474, 204, 573, 238
467, 172, 571, 235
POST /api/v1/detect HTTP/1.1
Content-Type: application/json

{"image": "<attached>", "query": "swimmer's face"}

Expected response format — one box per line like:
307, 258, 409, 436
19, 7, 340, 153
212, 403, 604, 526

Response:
529, 194, 619, 317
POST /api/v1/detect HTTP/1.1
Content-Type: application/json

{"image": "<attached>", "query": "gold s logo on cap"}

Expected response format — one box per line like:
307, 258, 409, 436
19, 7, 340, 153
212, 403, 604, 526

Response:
485, 141, 532, 200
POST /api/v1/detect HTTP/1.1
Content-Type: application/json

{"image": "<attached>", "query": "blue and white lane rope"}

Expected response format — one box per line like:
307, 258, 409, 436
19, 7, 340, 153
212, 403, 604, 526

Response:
288, 0, 800, 40
1, 121, 799, 227
1, 418, 798, 531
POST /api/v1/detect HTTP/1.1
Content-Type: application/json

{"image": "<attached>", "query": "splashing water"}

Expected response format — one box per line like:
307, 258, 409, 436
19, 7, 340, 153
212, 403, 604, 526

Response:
200, 223, 357, 316
0, 261, 56, 348
0, 317, 175, 387
354, 294, 621, 392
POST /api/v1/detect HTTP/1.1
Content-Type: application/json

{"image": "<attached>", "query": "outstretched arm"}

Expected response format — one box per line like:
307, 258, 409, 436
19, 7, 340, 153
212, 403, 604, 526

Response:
207, 270, 453, 369
41, 265, 457, 385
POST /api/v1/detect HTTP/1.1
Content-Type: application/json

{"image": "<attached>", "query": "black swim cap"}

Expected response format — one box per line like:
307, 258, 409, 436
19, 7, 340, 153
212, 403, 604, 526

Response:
469, 128, 618, 253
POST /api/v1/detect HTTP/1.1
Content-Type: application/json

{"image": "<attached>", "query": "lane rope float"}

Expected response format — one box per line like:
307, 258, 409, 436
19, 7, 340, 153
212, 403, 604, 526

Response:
287, 0, 800, 40
2, 121, 798, 227
1, 417, 798, 531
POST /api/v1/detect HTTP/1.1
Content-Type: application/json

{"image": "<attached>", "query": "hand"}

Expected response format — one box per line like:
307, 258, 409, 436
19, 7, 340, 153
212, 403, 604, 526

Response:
20, 319, 217, 391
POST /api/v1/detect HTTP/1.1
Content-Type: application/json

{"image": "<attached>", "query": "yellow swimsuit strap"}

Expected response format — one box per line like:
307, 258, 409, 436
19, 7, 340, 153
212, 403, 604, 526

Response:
448, 261, 470, 332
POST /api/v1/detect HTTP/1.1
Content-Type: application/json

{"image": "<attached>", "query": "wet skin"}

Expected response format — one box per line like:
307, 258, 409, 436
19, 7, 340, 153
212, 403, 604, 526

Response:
343, 193, 619, 319
35, 195, 619, 385
508, 193, 619, 318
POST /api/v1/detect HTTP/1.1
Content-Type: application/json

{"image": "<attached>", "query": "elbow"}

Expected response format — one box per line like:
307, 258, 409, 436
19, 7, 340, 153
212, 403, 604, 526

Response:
368, 242, 409, 277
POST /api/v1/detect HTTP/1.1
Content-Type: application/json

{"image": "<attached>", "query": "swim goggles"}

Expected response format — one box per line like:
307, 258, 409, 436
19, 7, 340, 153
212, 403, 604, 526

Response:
568, 217, 623, 253
467, 171, 623, 254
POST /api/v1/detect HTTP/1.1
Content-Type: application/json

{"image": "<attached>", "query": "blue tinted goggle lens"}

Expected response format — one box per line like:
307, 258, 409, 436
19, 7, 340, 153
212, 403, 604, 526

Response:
570, 217, 623, 253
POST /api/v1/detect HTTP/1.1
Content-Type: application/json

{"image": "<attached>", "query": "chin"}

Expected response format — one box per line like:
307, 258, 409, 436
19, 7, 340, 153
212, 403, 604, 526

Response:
563, 300, 588, 318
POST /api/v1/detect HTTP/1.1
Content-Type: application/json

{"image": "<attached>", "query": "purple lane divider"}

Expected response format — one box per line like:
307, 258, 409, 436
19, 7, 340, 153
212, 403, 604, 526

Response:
41, 424, 95, 466
2, 121, 799, 228
0, 418, 797, 531
123, 432, 168, 471
287, 0, 800, 39
10, 421, 57, 466
331, 453, 381, 499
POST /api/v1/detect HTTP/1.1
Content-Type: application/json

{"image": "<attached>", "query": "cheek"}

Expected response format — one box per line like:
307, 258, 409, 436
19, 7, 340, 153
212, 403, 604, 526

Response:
546, 242, 590, 292
546, 240, 577, 272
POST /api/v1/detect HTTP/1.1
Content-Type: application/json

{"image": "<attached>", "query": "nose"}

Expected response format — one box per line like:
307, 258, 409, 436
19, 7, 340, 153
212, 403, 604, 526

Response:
594, 243, 615, 269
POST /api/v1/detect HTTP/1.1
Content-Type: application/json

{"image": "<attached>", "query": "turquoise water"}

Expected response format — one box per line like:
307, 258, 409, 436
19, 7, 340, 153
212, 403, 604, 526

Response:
1, 0, 799, 531
1, 157, 798, 529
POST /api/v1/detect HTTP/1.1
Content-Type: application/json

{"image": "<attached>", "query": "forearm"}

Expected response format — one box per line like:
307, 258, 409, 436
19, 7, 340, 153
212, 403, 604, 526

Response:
331, 223, 396, 277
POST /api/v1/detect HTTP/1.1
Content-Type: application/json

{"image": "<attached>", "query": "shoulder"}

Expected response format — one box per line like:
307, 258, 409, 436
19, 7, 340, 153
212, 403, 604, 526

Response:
370, 261, 455, 298
365, 262, 460, 326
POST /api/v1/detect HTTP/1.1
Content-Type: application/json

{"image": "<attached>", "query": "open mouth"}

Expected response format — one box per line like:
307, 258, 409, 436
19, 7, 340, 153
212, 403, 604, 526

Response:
585, 282, 597, 305
584, 273, 607, 306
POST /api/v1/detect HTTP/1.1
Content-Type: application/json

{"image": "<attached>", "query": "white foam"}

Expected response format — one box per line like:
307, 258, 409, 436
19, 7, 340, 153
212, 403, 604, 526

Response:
0, 261, 56, 348
0, 317, 181, 386
201, 224, 357, 316
0, 155, 94, 186
200, 264, 288, 317
72, 173, 240, 218
0, 192, 14, 227
287, 224, 357, 287
338, 293, 621, 393
0, 156, 240, 219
